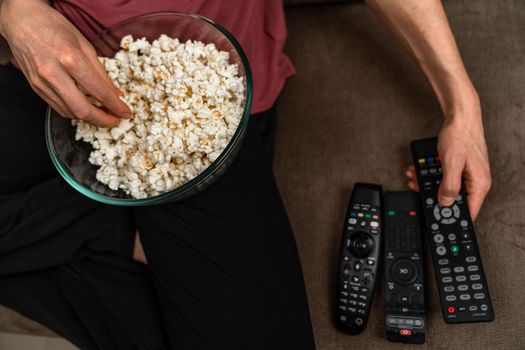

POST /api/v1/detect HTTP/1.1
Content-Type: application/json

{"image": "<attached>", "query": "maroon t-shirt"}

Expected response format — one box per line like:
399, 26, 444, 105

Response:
50, 0, 295, 114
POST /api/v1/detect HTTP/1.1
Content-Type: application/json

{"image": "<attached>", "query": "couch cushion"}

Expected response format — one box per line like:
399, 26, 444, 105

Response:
275, 0, 525, 348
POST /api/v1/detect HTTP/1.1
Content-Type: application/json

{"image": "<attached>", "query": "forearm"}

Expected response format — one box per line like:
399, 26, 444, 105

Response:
365, 0, 479, 121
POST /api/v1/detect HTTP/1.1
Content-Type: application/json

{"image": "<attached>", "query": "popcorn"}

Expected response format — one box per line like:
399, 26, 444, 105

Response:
74, 35, 245, 199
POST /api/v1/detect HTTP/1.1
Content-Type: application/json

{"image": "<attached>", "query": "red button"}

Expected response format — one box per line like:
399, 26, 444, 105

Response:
447, 306, 455, 314
409, 211, 417, 217
400, 329, 412, 336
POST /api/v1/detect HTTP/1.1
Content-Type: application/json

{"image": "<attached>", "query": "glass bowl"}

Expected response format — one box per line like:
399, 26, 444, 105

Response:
45, 12, 253, 206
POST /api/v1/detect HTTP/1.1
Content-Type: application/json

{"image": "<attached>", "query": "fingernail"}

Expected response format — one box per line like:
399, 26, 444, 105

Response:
438, 195, 455, 205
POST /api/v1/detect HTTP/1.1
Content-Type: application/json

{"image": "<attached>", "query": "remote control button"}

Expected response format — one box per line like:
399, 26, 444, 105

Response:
399, 295, 410, 305
409, 211, 417, 217
361, 287, 368, 293
442, 276, 453, 283
458, 284, 469, 291
480, 304, 489, 311
445, 295, 457, 302
370, 221, 379, 228
348, 218, 357, 224
387, 317, 397, 326
456, 275, 467, 282
440, 267, 451, 274
372, 214, 379, 220
391, 259, 418, 285
452, 204, 461, 218
470, 274, 481, 281
353, 261, 362, 272
465, 244, 474, 252
453, 266, 465, 273
444, 286, 455, 292
434, 234, 444, 244
460, 294, 471, 301
351, 276, 360, 283
438, 259, 449, 265
461, 232, 471, 240
460, 220, 468, 227
474, 293, 485, 300
450, 244, 460, 254
414, 319, 423, 328
347, 232, 374, 258
433, 206, 441, 221
350, 293, 358, 299
343, 263, 352, 276
469, 305, 478, 312
405, 318, 414, 326
357, 213, 364, 218
455, 194, 462, 202
448, 233, 457, 241
472, 283, 483, 290
351, 286, 359, 292
447, 306, 455, 314
431, 223, 439, 231
339, 298, 348, 304
387, 210, 396, 217
467, 265, 479, 272
350, 212, 357, 217
426, 197, 434, 205
441, 207, 453, 218
436, 246, 447, 256
343, 256, 350, 262
466, 256, 477, 263
339, 315, 347, 322
365, 213, 372, 219
359, 221, 367, 227
458, 306, 467, 312
441, 218, 457, 225
358, 302, 366, 308
348, 300, 357, 306
366, 259, 374, 266
358, 294, 367, 301
348, 307, 356, 313
399, 329, 412, 336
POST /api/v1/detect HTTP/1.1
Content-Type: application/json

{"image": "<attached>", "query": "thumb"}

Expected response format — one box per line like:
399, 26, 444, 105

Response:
438, 156, 464, 207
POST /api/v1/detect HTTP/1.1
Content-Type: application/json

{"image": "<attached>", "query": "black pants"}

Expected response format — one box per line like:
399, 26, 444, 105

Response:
0, 64, 315, 350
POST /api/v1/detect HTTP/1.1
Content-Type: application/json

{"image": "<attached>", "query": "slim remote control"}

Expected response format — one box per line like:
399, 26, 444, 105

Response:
384, 191, 425, 344
336, 183, 383, 334
411, 138, 494, 323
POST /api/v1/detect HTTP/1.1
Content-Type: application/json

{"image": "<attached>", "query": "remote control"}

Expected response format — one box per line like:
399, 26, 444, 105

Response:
411, 138, 494, 323
336, 183, 383, 334
384, 191, 425, 344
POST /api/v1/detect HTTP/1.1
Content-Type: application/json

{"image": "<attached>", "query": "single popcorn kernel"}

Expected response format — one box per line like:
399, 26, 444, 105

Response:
73, 35, 245, 199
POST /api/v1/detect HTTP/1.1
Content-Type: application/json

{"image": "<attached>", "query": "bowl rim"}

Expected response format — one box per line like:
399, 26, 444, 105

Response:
45, 11, 253, 206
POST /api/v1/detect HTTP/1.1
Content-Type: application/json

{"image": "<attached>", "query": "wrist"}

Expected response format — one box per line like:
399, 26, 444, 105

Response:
435, 73, 481, 124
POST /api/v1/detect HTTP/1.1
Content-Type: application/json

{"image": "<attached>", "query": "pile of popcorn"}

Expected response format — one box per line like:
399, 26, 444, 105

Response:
73, 34, 245, 199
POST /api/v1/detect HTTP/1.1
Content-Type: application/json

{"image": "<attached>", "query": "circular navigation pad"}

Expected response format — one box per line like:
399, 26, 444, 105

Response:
346, 232, 374, 258
391, 258, 418, 285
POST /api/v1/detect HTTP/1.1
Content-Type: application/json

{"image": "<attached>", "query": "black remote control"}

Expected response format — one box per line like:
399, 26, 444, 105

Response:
411, 138, 494, 323
336, 183, 383, 334
384, 191, 425, 344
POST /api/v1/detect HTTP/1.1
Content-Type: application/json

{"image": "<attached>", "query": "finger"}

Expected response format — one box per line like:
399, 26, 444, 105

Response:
407, 181, 419, 192
81, 43, 125, 97
405, 168, 417, 181
46, 69, 122, 127
466, 190, 485, 221
62, 51, 131, 119
438, 155, 464, 207
30, 78, 74, 118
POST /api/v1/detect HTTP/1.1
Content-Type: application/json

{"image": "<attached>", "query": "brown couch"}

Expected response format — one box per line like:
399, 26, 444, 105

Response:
1, 0, 525, 348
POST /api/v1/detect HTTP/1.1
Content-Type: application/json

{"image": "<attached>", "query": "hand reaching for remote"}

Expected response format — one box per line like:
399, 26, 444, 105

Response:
0, 0, 131, 127
405, 104, 491, 221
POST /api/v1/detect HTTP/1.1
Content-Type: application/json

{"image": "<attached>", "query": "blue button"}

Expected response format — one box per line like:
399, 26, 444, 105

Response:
350, 212, 356, 217
427, 156, 435, 163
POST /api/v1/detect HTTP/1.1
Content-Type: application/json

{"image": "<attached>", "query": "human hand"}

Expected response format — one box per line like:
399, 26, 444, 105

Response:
405, 107, 491, 221
0, 0, 130, 127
